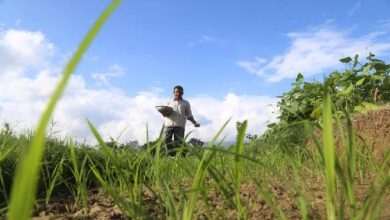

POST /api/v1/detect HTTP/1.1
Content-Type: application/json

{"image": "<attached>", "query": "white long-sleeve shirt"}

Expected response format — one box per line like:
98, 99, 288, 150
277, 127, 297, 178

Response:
164, 99, 193, 128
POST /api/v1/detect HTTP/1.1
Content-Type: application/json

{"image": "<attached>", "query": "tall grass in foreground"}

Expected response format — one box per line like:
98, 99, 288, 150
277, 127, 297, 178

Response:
233, 120, 247, 219
310, 91, 390, 219
1, 77, 388, 219
0, 1, 388, 218
322, 93, 336, 220
68, 139, 90, 208
7, 1, 122, 219
82, 98, 388, 219
1, 104, 388, 219
181, 119, 231, 220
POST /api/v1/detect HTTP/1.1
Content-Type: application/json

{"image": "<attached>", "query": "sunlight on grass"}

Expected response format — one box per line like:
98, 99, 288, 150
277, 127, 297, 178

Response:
0, 6, 388, 218
7, 1, 122, 219
182, 119, 230, 220
322, 92, 336, 220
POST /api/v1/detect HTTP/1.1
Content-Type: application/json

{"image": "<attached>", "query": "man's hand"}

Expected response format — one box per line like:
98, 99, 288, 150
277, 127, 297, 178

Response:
161, 109, 171, 117
188, 116, 200, 127
156, 106, 173, 117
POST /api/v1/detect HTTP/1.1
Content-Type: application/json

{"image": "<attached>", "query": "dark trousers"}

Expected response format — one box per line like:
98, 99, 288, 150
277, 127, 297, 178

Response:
164, 126, 185, 156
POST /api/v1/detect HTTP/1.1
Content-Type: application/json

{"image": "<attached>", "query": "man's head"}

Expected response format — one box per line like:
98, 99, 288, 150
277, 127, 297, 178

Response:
173, 85, 184, 100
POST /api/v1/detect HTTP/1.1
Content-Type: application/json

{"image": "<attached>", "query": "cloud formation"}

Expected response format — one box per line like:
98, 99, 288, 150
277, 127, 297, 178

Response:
91, 64, 125, 86
347, 1, 362, 17
190, 94, 278, 142
237, 25, 390, 82
0, 29, 278, 145
186, 35, 226, 48
0, 29, 54, 76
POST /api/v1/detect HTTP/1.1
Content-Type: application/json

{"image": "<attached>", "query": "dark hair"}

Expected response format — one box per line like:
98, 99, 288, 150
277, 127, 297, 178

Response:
173, 85, 184, 92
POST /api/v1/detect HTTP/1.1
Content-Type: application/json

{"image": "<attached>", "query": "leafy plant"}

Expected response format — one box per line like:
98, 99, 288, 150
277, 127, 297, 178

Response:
261, 54, 390, 152
278, 54, 389, 124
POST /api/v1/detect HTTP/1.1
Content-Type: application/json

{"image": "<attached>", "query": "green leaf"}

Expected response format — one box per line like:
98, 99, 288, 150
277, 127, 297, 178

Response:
296, 73, 304, 82
353, 54, 359, 67
339, 57, 352, 63
370, 58, 385, 63
372, 73, 385, 80
354, 102, 379, 113
267, 123, 277, 128
341, 70, 355, 81
356, 78, 365, 86
310, 105, 322, 119
362, 64, 371, 75
339, 85, 354, 96
373, 62, 386, 71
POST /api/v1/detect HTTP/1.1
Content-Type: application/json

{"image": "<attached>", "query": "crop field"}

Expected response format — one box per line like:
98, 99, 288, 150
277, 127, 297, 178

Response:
0, 1, 389, 219
0, 105, 389, 219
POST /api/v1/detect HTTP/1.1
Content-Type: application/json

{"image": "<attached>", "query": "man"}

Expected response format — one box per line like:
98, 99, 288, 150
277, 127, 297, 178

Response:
160, 85, 200, 156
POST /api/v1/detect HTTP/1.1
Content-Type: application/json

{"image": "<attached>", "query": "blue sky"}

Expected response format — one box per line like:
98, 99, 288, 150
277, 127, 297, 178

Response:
0, 0, 389, 143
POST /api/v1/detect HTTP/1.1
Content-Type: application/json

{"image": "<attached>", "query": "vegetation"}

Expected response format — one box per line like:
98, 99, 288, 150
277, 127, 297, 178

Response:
260, 53, 390, 152
0, 1, 389, 219
1, 99, 389, 219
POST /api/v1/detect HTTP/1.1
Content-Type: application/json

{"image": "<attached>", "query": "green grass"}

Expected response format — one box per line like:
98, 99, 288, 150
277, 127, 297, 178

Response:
0, 0, 389, 219
0, 112, 389, 219
322, 92, 336, 220
7, 1, 122, 219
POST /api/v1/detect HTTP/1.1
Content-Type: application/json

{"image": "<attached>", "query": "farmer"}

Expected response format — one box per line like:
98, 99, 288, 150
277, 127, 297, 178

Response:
159, 85, 200, 156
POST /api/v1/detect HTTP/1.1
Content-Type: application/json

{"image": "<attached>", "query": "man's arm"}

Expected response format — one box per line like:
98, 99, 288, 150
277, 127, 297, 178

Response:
188, 116, 200, 127
185, 102, 200, 127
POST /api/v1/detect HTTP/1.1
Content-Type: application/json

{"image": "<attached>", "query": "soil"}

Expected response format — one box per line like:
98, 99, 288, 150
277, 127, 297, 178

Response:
28, 107, 390, 219
31, 176, 389, 220
352, 106, 390, 162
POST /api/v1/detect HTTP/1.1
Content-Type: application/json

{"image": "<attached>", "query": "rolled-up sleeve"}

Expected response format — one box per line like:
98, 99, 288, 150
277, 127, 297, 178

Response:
185, 101, 193, 119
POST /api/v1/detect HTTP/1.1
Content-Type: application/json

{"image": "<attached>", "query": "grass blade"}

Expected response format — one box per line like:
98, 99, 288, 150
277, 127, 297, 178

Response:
7, 1, 122, 219
182, 119, 230, 220
322, 92, 336, 220
45, 152, 67, 204
234, 120, 247, 219
160, 178, 178, 220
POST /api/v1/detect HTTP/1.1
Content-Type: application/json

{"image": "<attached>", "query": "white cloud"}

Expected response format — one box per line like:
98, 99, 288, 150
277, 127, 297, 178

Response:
237, 25, 390, 82
190, 94, 278, 142
0, 29, 54, 77
236, 57, 267, 75
347, 1, 362, 17
375, 19, 390, 30
0, 29, 279, 145
15, 19, 22, 26
186, 35, 227, 48
91, 64, 125, 85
